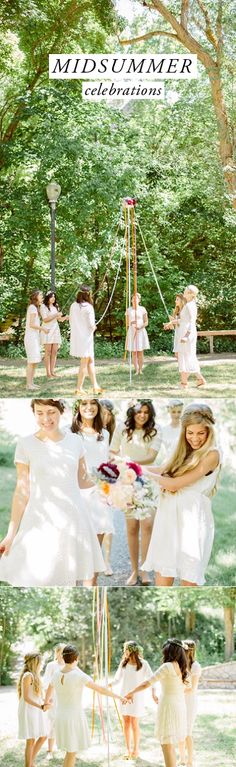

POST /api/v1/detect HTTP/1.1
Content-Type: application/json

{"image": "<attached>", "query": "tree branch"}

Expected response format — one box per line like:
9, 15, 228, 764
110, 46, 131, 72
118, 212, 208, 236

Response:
181, 0, 189, 30
196, 0, 218, 50
119, 29, 178, 45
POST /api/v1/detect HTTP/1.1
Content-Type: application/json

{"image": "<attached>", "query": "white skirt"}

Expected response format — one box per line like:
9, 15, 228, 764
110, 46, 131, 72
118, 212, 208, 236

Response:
55, 709, 91, 752
155, 694, 187, 745
125, 326, 150, 352
24, 331, 41, 363
81, 487, 115, 534
18, 699, 49, 739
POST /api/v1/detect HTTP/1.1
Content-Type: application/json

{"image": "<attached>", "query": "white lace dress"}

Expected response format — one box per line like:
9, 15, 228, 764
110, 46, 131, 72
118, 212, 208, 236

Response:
142, 455, 220, 585
125, 306, 150, 351
113, 659, 153, 717
185, 660, 201, 735
52, 667, 92, 752
24, 305, 41, 363
0, 431, 106, 586
18, 672, 49, 739
150, 662, 187, 745
40, 304, 61, 345
69, 301, 95, 359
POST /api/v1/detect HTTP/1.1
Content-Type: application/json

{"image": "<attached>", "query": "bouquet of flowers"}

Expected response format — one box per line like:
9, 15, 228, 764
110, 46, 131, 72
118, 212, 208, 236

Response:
94, 461, 159, 520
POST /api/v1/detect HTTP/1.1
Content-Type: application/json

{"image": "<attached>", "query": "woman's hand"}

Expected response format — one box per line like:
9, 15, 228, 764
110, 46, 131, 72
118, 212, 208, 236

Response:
41, 701, 52, 711
121, 695, 132, 704
0, 535, 14, 556
152, 693, 159, 704
124, 692, 134, 702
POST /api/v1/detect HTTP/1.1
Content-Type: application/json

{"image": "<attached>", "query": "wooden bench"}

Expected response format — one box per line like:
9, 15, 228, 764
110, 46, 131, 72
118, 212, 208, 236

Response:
197, 330, 236, 353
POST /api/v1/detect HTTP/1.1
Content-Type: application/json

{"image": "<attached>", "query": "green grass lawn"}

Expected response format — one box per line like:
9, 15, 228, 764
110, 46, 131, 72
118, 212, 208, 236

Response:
0, 461, 235, 586
0, 355, 236, 398
0, 690, 235, 766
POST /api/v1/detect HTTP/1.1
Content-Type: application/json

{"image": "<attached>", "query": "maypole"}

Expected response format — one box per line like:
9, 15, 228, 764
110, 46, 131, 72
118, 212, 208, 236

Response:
123, 197, 137, 384
92, 587, 123, 767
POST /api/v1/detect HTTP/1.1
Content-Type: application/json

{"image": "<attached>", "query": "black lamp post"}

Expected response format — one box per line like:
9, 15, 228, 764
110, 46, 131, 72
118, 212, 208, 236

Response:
46, 182, 61, 291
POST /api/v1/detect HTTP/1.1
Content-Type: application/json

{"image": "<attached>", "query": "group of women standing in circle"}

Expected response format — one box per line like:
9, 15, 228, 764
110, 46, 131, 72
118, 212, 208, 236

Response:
17, 637, 201, 767
0, 396, 220, 588
23, 281, 205, 391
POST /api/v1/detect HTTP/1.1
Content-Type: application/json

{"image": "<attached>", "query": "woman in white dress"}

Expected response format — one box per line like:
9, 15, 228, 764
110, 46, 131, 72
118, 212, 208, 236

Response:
142, 404, 220, 587
69, 284, 102, 395
24, 290, 45, 390
161, 400, 184, 459
110, 400, 162, 586
125, 639, 188, 767
179, 640, 202, 767
163, 293, 186, 359
44, 644, 126, 767
100, 399, 116, 575
71, 398, 115, 543
125, 293, 150, 375
176, 285, 206, 388
40, 290, 68, 378
43, 643, 66, 759
18, 652, 50, 767
0, 398, 106, 587
110, 640, 156, 759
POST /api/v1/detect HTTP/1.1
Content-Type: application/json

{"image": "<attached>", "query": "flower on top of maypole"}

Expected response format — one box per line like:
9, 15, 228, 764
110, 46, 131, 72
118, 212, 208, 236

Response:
123, 196, 137, 208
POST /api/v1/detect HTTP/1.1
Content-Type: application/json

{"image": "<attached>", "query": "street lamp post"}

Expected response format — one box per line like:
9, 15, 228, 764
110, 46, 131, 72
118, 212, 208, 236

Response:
46, 182, 61, 291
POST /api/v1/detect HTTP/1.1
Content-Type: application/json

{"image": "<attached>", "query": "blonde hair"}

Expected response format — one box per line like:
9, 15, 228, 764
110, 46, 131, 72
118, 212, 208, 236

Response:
163, 404, 216, 477
54, 643, 66, 660
186, 284, 199, 298
184, 639, 196, 669
17, 653, 42, 699
172, 293, 186, 317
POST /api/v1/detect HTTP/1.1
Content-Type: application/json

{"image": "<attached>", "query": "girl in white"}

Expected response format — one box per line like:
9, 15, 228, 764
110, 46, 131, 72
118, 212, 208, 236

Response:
110, 640, 156, 760
163, 293, 186, 359
71, 398, 115, 542
100, 399, 116, 575
24, 289, 46, 390
125, 292, 150, 375
110, 400, 162, 586
44, 644, 125, 767
125, 639, 188, 767
179, 640, 202, 767
18, 652, 49, 767
142, 404, 220, 587
0, 398, 106, 587
43, 643, 66, 759
161, 400, 184, 458
176, 285, 206, 388
40, 290, 68, 378
69, 284, 102, 395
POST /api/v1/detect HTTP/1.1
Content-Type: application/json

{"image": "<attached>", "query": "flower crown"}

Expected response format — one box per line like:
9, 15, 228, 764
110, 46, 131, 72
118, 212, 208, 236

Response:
124, 641, 143, 655
182, 403, 215, 425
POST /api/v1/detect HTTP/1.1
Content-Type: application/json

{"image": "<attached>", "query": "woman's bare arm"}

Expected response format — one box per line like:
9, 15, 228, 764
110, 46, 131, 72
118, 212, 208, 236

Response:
0, 463, 30, 554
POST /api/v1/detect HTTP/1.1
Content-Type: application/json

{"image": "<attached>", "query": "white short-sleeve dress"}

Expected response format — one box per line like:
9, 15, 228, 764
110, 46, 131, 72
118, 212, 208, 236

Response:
113, 659, 153, 717
69, 301, 95, 359
53, 667, 92, 752
125, 306, 150, 352
78, 429, 115, 534
185, 660, 201, 735
40, 304, 61, 345
161, 424, 181, 458
142, 454, 220, 585
0, 431, 106, 586
18, 671, 49, 739
24, 305, 41, 363
149, 662, 187, 745
176, 301, 200, 374
43, 660, 62, 738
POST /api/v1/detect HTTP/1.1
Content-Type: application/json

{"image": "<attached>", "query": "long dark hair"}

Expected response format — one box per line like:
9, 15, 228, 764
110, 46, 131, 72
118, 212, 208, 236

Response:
124, 400, 157, 443
121, 641, 143, 671
71, 399, 104, 441
76, 285, 93, 305
28, 290, 41, 312
43, 290, 59, 311
162, 639, 188, 683
100, 400, 116, 444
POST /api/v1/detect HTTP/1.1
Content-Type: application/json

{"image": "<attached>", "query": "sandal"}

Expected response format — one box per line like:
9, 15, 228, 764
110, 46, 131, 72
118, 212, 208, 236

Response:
196, 379, 206, 387
93, 387, 104, 395
74, 389, 86, 396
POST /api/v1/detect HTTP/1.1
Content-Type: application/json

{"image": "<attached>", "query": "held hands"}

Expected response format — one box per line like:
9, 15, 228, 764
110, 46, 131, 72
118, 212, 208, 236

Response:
123, 692, 134, 703
41, 702, 52, 711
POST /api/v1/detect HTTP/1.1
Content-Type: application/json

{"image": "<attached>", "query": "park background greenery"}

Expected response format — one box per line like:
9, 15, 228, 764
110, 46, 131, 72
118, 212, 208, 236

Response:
0, 0, 236, 358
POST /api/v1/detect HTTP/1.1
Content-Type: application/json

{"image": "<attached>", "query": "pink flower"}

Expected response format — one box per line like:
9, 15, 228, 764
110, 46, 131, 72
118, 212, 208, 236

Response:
126, 461, 143, 477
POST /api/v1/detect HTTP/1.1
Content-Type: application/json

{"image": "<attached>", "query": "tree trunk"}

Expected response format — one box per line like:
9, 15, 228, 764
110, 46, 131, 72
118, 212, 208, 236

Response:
224, 606, 235, 661
185, 609, 196, 633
